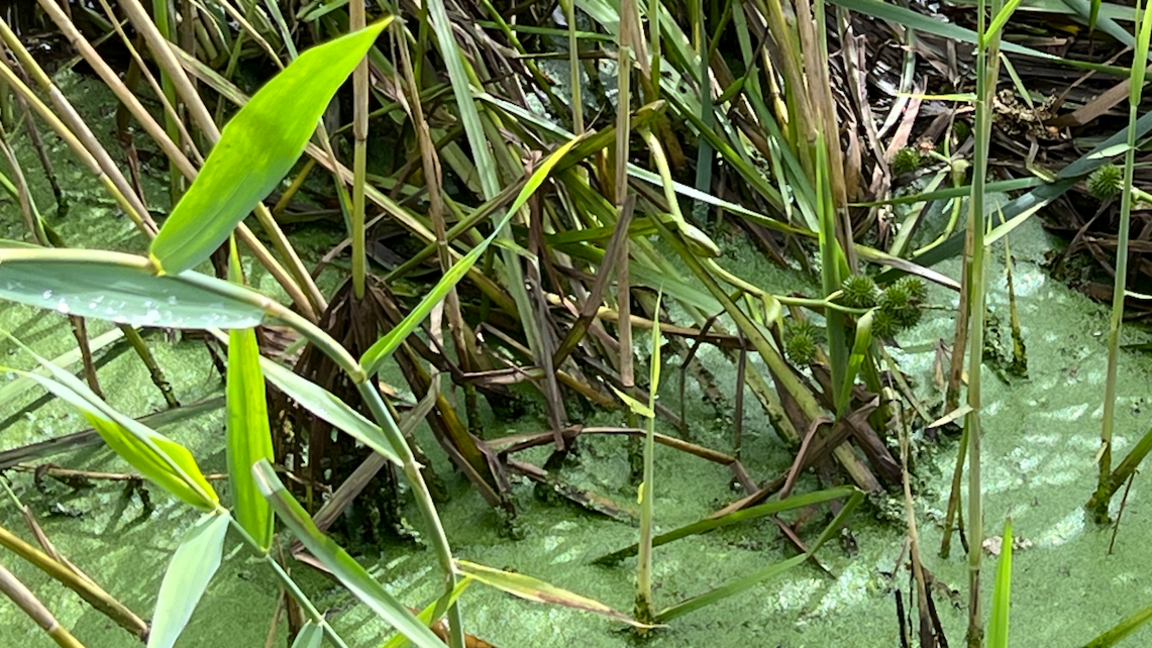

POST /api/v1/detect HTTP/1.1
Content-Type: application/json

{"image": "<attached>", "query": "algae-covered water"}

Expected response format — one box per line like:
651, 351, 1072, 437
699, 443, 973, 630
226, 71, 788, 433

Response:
3, 76, 1152, 648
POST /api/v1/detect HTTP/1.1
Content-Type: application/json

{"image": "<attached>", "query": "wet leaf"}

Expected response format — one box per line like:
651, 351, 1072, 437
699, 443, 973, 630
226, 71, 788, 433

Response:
149, 21, 390, 275
148, 512, 230, 648
453, 560, 651, 628
0, 248, 264, 329
251, 460, 444, 648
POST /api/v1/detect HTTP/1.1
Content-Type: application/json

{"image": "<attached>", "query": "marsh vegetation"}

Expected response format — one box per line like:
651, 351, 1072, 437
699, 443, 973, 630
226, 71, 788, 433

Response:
3, 0, 1152, 646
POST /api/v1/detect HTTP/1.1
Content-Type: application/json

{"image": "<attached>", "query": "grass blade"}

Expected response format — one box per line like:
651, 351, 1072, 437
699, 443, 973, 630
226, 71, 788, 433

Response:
987, 518, 1014, 648
592, 486, 858, 564
655, 490, 864, 622
1082, 601, 1152, 647
837, 311, 874, 417
259, 359, 401, 466
251, 460, 446, 648
147, 512, 230, 648
148, 21, 389, 275
453, 560, 649, 628
4, 363, 217, 510
380, 579, 471, 648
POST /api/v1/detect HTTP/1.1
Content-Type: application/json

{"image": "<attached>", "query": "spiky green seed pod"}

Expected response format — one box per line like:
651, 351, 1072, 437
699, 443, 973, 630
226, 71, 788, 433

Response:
892, 148, 923, 175
893, 275, 928, 304
879, 277, 927, 331
1088, 164, 1122, 200
871, 309, 901, 339
840, 274, 879, 308
783, 319, 820, 365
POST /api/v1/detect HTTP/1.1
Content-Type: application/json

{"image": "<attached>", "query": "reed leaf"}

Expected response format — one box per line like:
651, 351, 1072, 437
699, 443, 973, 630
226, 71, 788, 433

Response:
453, 560, 649, 628
0, 248, 264, 329
147, 512, 230, 648
149, 21, 389, 275
251, 460, 446, 648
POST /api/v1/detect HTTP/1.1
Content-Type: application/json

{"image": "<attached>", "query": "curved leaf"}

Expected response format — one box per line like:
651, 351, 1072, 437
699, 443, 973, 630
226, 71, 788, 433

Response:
149, 21, 390, 275
259, 358, 401, 466
251, 460, 445, 648
453, 560, 650, 628
290, 621, 324, 648
0, 248, 265, 329
148, 513, 231, 648
5, 365, 217, 510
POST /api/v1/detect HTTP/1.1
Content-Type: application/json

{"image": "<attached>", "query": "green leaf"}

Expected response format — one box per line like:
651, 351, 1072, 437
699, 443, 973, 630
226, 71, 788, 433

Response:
360, 136, 579, 376
836, 310, 873, 417
592, 486, 859, 564
654, 489, 864, 622
649, 292, 662, 396
251, 460, 445, 648
5, 362, 217, 509
609, 384, 655, 418
453, 560, 650, 628
0, 248, 265, 329
147, 512, 231, 648
148, 20, 390, 275
226, 327, 275, 552
987, 518, 1014, 648
380, 579, 472, 648
1081, 600, 1152, 647
290, 621, 324, 648
259, 358, 401, 466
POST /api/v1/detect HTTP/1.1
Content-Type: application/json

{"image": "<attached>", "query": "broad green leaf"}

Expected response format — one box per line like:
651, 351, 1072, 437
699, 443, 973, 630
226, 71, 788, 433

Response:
987, 518, 1014, 648
251, 460, 445, 648
0, 248, 265, 329
453, 560, 649, 628
149, 20, 390, 275
224, 238, 274, 552
290, 621, 324, 648
6, 365, 217, 510
226, 327, 275, 551
259, 358, 401, 466
148, 512, 231, 648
